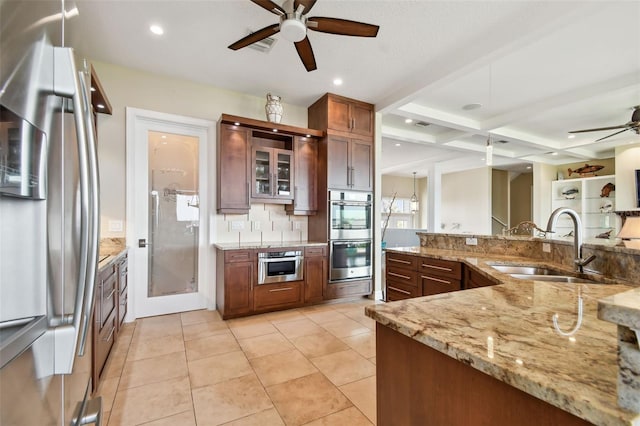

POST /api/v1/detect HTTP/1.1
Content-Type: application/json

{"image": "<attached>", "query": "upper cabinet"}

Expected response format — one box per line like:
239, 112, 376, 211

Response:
326, 135, 373, 191
217, 114, 323, 215
89, 65, 112, 127
309, 93, 374, 139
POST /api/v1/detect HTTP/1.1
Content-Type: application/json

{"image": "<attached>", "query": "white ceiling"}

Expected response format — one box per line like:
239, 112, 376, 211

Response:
66, 0, 640, 178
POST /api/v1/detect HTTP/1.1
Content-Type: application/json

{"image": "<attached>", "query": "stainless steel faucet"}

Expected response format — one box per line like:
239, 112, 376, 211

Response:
545, 207, 596, 273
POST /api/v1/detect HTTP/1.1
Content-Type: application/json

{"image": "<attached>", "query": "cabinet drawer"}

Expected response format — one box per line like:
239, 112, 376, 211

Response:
324, 279, 371, 299
95, 312, 116, 379
386, 252, 418, 270
254, 281, 303, 311
421, 274, 461, 296
386, 281, 420, 301
386, 265, 418, 287
225, 250, 254, 263
99, 271, 117, 328
419, 257, 462, 280
305, 246, 327, 257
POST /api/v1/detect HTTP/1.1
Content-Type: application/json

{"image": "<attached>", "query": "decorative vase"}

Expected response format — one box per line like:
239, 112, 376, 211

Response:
265, 93, 283, 123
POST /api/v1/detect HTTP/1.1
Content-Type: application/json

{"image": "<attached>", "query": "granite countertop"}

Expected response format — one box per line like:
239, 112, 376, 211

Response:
599, 287, 640, 331
98, 238, 128, 270
213, 241, 327, 250
367, 247, 640, 426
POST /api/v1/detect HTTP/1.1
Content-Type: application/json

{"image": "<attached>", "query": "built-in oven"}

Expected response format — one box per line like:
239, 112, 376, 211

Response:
257, 250, 304, 285
329, 240, 372, 282
329, 191, 372, 240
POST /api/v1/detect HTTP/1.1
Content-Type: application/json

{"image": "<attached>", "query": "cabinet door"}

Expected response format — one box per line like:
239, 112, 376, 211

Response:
350, 139, 373, 191
287, 137, 317, 214
304, 246, 327, 303
218, 125, 250, 213
273, 148, 294, 201
327, 96, 352, 133
350, 103, 374, 137
252, 146, 273, 198
327, 136, 350, 190
224, 261, 254, 315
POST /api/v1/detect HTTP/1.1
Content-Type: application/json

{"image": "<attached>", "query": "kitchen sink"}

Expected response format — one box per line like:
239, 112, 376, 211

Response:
489, 263, 599, 284
509, 274, 597, 283
490, 265, 561, 276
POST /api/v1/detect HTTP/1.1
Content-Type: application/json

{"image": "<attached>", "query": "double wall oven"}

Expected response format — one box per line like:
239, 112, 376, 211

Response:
328, 191, 373, 282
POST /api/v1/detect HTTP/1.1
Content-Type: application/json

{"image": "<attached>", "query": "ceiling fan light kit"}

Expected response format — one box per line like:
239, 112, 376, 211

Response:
229, 0, 380, 72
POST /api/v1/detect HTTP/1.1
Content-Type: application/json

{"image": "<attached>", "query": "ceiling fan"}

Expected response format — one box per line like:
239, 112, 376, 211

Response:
228, 0, 380, 72
568, 106, 640, 142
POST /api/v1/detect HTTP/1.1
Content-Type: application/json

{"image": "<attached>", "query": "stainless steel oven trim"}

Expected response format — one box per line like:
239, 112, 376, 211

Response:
257, 253, 304, 285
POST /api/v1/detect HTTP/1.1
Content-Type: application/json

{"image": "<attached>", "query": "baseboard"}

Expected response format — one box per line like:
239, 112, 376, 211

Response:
371, 290, 384, 301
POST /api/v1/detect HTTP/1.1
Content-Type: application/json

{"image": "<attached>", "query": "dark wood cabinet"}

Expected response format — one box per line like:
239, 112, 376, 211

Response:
218, 123, 250, 213
420, 257, 462, 296
216, 249, 255, 319
304, 246, 327, 303
254, 281, 303, 311
117, 253, 128, 331
309, 93, 374, 138
386, 252, 420, 301
286, 136, 318, 215
465, 267, 499, 289
324, 279, 372, 300
326, 136, 373, 191
251, 145, 294, 203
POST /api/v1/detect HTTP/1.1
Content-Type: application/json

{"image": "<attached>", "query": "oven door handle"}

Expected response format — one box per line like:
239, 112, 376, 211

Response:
331, 201, 371, 207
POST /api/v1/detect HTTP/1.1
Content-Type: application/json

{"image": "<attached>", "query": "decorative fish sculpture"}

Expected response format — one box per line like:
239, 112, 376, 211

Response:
595, 229, 613, 239
568, 164, 604, 177
600, 200, 613, 213
600, 182, 615, 197
562, 187, 579, 199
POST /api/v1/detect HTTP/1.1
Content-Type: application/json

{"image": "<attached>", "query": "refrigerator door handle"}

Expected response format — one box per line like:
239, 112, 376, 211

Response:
72, 397, 103, 426
50, 47, 99, 374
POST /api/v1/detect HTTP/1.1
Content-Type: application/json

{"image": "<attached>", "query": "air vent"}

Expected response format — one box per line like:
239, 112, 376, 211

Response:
414, 121, 430, 128
496, 140, 508, 144
247, 34, 278, 53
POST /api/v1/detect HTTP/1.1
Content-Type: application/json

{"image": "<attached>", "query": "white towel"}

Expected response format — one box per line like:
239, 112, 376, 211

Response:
176, 194, 199, 222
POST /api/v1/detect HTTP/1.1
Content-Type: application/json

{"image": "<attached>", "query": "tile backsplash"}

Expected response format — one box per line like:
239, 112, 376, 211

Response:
215, 203, 308, 244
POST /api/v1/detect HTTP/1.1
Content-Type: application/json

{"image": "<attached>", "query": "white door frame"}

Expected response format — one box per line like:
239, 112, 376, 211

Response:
125, 107, 216, 319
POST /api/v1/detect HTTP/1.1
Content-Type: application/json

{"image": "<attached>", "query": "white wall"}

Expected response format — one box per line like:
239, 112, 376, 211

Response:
92, 60, 308, 239
533, 162, 556, 227
440, 167, 491, 234
615, 143, 640, 211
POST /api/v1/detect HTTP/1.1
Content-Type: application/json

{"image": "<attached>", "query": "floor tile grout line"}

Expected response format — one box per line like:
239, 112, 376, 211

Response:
180, 313, 200, 426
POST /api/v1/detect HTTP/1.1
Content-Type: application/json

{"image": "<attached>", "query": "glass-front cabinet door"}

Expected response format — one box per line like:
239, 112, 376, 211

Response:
251, 147, 293, 201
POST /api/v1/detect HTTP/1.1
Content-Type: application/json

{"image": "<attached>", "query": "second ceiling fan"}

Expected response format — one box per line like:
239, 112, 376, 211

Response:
228, 0, 380, 72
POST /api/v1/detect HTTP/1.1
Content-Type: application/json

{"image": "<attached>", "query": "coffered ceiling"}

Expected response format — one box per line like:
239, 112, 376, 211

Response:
66, 0, 640, 177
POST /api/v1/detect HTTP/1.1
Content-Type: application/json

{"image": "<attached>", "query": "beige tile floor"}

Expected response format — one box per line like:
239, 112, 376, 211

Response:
99, 299, 380, 426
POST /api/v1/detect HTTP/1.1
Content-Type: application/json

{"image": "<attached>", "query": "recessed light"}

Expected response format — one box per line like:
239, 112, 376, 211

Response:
96, 103, 105, 109
395, 143, 401, 147
568, 134, 576, 139
462, 103, 482, 111
150, 24, 164, 35
273, 129, 278, 132
404, 118, 413, 124
234, 122, 240, 126
333, 78, 343, 86
306, 134, 311, 138
90, 86, 96, 92
551, 152, 559, 156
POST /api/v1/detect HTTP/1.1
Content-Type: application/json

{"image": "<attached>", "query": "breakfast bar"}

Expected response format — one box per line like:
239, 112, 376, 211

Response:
366, 249, 640, 426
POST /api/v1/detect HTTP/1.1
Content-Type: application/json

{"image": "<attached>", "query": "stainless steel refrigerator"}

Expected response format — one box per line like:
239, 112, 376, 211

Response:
0, 1, 101, 425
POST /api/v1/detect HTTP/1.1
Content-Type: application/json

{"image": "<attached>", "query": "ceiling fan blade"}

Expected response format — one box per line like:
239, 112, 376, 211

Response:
250, 0, 285, 15
595, 128, 631, 142
295, 36, 317, 72
294, 0, 317, 14
228, 24, 280, 50
568, 124, 628, 133
307, 17, 379, 37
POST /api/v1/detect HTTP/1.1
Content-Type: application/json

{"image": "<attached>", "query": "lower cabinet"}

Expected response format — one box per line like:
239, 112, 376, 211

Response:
420, 257, 463, 296
304, 246, 327, 303
465, 267, 499, 289
93, 250, 128, 392
217, 245, 344, 320
254, 281, 303, 311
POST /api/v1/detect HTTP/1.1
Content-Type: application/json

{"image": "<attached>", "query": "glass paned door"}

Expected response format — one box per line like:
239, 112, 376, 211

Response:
253, 148, 271, 197
147, 130, 199, 297
276, 151, 292, 197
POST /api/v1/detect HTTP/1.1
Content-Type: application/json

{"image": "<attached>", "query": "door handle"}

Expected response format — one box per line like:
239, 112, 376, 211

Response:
138, 239, 151, 248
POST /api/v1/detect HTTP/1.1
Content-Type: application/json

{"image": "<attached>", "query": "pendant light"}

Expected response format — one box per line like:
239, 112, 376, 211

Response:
410, 172, 419, 213
486, 134, 493, 166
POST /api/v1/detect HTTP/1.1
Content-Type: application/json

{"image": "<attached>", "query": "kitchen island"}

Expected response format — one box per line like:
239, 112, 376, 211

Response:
366, 248, 639, 426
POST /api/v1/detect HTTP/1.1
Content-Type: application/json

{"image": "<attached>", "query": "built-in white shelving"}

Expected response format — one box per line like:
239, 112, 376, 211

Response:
550, 175, 619, 241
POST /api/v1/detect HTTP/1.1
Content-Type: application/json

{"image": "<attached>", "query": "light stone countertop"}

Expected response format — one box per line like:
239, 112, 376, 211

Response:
599, 287, 640, 331
367, 247, 640, 426
213, 241, 327, 251
98, 238, 128, 270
